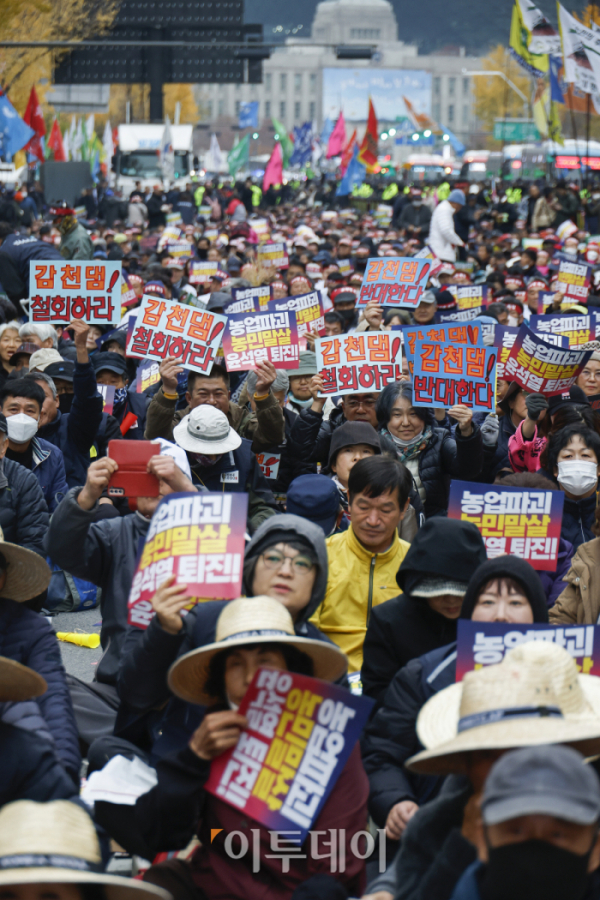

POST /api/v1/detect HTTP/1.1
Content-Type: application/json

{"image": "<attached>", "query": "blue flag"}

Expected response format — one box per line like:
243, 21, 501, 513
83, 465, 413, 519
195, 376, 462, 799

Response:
290, 122, 313, 167
549, 55, 565, 105
238, 101, 259, 130
438, 124, 465, 157
0, 91, 34, 160
336, 144, 366, 196
320, 117, 334, 144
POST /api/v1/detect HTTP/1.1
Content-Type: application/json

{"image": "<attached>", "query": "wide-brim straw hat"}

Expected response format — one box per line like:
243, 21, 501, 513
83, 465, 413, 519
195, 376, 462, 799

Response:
0, 800, 170, 900
168, 595, 348, 704
0, 656, 46, 702
0, 527, 51, 602
407, 641, 600, 776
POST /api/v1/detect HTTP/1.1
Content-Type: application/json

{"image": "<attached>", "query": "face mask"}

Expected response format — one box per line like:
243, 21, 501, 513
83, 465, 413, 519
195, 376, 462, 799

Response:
413, 200, 422, 207
191, 452, 223, 467
290, 394, 314, 409
508, 315, 520, 327
58, 393, 74, 414
480, 839, 592, 900
557, 459, 598, 496
6, 413, 38, 444
114, 386, 128, 407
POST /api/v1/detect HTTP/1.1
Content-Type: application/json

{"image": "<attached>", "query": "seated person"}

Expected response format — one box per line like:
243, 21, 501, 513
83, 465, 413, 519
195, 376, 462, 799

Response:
92, 351, 149, 440
326, 419, 381, 512
0, 379, 68, 512
145, 357, 285, 452
0, 413, 49, 554
95, 596, 369, 900
547, 424, 600, 550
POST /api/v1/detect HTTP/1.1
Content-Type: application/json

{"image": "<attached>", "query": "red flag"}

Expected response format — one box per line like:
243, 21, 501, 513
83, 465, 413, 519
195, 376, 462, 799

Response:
358, 98, 378, 168
23, 86, 46, 162
326, 112, 346, 158
340, 129, 357, 174
263, 141, 283, 191
47, 119, 66, 161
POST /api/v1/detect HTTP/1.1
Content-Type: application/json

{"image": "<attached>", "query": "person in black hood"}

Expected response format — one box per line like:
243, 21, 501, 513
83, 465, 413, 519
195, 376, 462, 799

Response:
362, 518, 488, 704
361, 555, 549, 854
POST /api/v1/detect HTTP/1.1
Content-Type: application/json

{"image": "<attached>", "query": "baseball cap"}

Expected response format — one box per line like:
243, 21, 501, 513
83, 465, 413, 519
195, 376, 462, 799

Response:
28, 348, 64, 372
45, 360, 75, 383
9, 343, 38, 366
482, 745, 600, 826
286, 474, 341, 536
92, 351, 129, 378
205, 291, 230, 312
418, 290, 438, 306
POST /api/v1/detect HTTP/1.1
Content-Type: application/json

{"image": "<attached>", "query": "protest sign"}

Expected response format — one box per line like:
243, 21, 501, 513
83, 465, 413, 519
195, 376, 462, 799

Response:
494, 326, 567, 379
337, 259, 353, 277
121, 277, 137, 307
504, 325, 592, 394
456, 620, 600, 682
256, 452, 281, 480
537, 290, 559, 314
412, 340, 497, 412
257, 242, 289, 269
402, 322, 484, 376
136, 360, 161, 394
357, 257, 431, 308
30, 261, 122, 326
97, 384, 115, 416
205, 228, 218, 243
127, 492, 248, 629
251, 218, 271, 242
448, 480, 564, 571
166, 241, 193, 260
414, 244, 444, 278
439, 306, 484, 323
166, 212, 182, 226
127, 295, 226, 375
271, 291, 325, 342
189, 262, 218, 285
529, 313, 600, 347
316, 332, 403, 397
222, 310, 300, 371
447, 285, 489, 310
205, 667, 373, 840
225, 286, 273, 314
557, 259, 592, 304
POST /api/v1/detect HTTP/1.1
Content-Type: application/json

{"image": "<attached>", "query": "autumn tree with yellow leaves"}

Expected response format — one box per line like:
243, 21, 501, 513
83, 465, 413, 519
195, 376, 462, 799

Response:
472, 45, 531, 147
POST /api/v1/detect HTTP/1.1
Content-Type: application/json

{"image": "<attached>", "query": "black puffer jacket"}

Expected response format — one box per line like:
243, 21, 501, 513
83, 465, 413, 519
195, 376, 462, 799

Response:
0, 457, 49, 554
287, 404, 346, 466
380, 424, 484, 517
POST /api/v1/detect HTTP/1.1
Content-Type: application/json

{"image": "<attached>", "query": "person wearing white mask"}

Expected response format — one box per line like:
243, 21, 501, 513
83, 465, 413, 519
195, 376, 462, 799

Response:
0, 378, 68, 513
547, 423, 600, 550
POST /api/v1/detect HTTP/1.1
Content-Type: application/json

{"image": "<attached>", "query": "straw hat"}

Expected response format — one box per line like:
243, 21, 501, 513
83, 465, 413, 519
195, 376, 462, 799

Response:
0, 656, 46, 702
0, 527, 51, 602
168, 596, 348, 704
0, 800, 170, 900
407, 642, 600, 776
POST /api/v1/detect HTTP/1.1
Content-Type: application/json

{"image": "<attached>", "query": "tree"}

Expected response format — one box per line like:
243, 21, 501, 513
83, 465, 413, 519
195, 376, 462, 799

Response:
472, 45, 532, 147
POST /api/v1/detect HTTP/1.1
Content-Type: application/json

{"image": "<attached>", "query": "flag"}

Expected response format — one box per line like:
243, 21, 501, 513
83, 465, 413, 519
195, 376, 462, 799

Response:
320, 118, 334, 144
160, 116, 175, 183
289, 122, 313, 167
358, 99, 378, 168
439, 125, 465, 156
336, 144, 366, 196
205, 133, 225, 173
517, 0, 561, 54
79, 118, 88, 161
271, 118, 293, 166
62, 128, 70, 162
509, 0, 549, 76
23, 86, 45, 162
47, 118, 66, 161
402, 95, 439, 133
238, 101, 259, 130
326, 112, 346, 158
0, 91, 34, 159
548, 99, 564, 144
227, 133, 249, 175
85, 114, 95, 143
340, 129, 357, 174
558, 3, 600, 96
71, 118, 84, 161
102, 120, 114, 167
263, 141, 283, 191
91, 149, 100, 181
533, 78, 550, 137
549, 55, 565, 103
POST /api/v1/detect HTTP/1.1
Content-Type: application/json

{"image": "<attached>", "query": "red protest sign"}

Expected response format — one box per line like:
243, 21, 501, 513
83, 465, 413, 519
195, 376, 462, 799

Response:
315, 332, 403, 396
127, 492, 248, 629
30, 260, 122, 325
557, 260, 592, 304
270, 290, 325, 345
127, 294, 226, 375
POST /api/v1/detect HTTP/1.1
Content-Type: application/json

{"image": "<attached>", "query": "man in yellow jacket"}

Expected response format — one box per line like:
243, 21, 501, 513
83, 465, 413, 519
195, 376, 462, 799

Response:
311, 456, 412, 676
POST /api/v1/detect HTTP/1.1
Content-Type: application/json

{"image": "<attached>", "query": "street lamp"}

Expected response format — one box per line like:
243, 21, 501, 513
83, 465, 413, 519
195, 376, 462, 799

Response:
412, 133, 419, 141
252, 132, 259, 139
380, 132, 388, 140
443, 134, 450, 141
388, 128, 396, 136
424, 129, 431, 137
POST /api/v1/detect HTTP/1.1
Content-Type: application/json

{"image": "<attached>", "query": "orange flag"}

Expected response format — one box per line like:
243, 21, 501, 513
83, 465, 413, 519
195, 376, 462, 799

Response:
340, 129, 357, 174
358, 98, 378, 168
47, 118, 66, 161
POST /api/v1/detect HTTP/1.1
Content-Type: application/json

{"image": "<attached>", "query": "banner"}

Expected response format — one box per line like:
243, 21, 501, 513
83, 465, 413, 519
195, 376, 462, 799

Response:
556, 260, 592, 304
451, 284, 489, 310
439, 306, 484, 323
30, 261, 121, 325
537, 290, 559, 314
456, 620, 600, 682
270, 291, 325, 343
205, 667, 373, 840
258, 242, 289, 270
189, 262, 218, 284
127, 295, 226, 375
127, 492, 248, 628
412, 340, 497, 412
97, 384, 115, 416
225, 286, 273, 314
222, 310, 300, 371
504, 325, 592, 394
316, 332, 403, 397
448, 480, 564, 571
402, 321, 485, 376
495, 325, 568, 378
357, 257, 431, 308
529, 313, 600, 347
167, 241, 193, 260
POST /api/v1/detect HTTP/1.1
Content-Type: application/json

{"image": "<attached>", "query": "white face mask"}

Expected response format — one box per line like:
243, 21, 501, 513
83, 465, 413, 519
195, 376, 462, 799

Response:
557, 459, 598, 496
508, 315, 520, 327
6, 413, 38, 444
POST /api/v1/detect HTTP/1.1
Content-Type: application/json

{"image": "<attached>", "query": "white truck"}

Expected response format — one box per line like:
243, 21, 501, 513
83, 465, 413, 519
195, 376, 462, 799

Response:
113, 124, 196, 195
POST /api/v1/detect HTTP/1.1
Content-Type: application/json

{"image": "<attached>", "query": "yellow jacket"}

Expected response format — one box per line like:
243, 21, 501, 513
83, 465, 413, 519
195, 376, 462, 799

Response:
310, 526, 410, 673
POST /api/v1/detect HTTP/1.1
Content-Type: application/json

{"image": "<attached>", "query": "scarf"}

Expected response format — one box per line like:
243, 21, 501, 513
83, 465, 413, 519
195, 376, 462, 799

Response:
384, 426, 433, 463
331, 474, 349, 511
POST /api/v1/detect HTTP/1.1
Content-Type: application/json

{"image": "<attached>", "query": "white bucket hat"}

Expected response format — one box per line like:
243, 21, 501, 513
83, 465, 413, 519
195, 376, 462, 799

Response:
173, 406, 242, 455
406, 642, 600, 776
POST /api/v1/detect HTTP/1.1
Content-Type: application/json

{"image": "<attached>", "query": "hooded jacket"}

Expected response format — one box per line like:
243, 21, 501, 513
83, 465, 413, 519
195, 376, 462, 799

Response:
361, 556, 549, 826
550, 535, 600, 624
362, 519, 488, 704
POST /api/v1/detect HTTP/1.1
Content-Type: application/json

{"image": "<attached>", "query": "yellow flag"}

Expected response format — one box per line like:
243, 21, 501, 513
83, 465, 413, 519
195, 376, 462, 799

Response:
510, 1, 549, 76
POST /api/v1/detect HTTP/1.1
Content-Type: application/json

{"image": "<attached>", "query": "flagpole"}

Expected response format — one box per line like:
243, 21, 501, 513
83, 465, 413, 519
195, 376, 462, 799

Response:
586, 90, 591, 189
568, 93, 581, 181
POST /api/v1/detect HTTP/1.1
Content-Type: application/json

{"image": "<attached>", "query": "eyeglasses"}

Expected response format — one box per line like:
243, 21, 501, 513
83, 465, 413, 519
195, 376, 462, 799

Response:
345, 397, 377, 409
260, 550, 315, 575
582, 369, 600, 381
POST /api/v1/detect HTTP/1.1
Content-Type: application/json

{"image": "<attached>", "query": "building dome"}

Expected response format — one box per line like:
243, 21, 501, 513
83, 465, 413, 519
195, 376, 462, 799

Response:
311, 0, 398, 43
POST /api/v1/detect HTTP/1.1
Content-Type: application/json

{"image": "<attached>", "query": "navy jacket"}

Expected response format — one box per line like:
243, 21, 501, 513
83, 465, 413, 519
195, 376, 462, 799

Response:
38, 361, 103, 488
1, 233, 62, 286
562, 493, 597, 550
0, 457, 49, 554
25, 436, 69, 513
0, 598, 80, 782
0, 721, 78, 805
113, 390, 149, 441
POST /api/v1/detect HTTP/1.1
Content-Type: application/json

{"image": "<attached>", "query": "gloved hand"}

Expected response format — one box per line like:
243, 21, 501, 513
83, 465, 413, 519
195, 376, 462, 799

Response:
525, 392, 549, 422
480, 413, 500, 448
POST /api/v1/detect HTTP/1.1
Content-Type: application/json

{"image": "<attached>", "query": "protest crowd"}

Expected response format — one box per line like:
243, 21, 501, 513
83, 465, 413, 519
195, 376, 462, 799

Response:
4, 166, 600, 900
